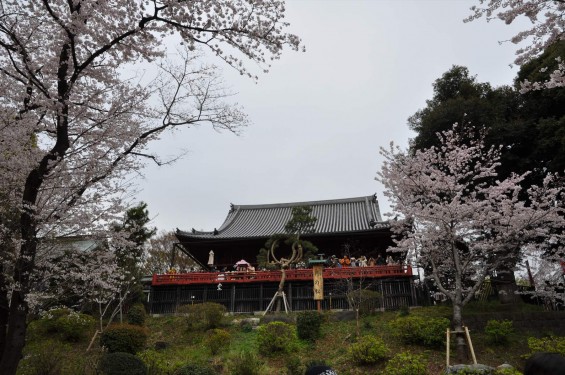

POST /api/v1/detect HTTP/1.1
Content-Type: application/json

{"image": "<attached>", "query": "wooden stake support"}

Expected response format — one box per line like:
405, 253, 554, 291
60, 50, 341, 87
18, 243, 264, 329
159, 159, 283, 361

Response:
446, 326, 477, 368
263, 291, 291, 315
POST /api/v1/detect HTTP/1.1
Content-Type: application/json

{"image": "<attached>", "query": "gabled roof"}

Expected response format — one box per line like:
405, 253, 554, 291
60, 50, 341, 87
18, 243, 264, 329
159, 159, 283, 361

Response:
177, 195, 389, 240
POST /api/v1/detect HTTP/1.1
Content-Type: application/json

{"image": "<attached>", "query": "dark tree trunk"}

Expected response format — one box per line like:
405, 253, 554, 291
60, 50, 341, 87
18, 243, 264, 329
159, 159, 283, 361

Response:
0, 291, 29, 375
0, 268, 9, 357
452, 303, 467, 363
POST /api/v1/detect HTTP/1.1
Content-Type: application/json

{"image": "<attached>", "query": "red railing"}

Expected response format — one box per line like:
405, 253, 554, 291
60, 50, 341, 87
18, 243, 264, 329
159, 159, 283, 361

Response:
152, 265, 412, 286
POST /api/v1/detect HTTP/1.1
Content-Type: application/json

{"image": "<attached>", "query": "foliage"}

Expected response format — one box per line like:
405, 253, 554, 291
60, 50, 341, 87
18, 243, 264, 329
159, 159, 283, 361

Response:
0, 0, 301, 371
389, 316, 450, 347
296, 311, 324, 342
17, 340, 70, 375
228, 351, 264, 375
284, 206, 317, 235
177, 302, 226, 331
485, 320, 514, 344
98, 352, 147, 375
113, 202, 156, 270
466, 1, 565, 91
347, 289, 382, 315
100, 324, 149, 354
144, 231, 196, 274
204, 328, 231, 355
378, 125, 565, 333
256, 321, 298, 356
493, 367, 522, 375
348, 335, 390, 365
285, 355, 304, 375
138, 349, 176, 375
28, 309, 96, 342
383, 351, 428, 375
526, 336, 565, 356
127, 304, 147, 326
174, 364, 216, 375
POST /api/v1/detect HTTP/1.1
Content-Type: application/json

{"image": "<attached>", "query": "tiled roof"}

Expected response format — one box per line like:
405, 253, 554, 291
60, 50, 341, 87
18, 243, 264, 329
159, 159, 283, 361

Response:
177, 195, 389, 240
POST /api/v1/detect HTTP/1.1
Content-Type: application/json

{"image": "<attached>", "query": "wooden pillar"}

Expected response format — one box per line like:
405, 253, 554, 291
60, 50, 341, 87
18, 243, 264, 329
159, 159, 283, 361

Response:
175, 287, 181, 313
410, 278, 417, 306
203, 286, 208, 303
259, 283, 264, 311
287, 282, 293, 311
230, 284, 236, 313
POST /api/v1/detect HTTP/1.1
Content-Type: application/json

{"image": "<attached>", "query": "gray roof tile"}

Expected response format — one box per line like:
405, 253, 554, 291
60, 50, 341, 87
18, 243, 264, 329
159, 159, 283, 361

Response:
178, 195, 389, 239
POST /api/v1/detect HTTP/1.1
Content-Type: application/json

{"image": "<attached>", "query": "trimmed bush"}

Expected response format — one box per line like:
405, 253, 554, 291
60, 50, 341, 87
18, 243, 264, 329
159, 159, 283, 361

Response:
18, 339, 70, 375
204, 328, 231, 355
297, 311, 323, 342
100, 323, 148, 354
389, 315, 449, 347
177, 302, 226, 330
175, 363, 216, 375
348, 335, 390, 365
256, 321, 298, 356
527, 336, 565, 356
28, 308, 96, 342
98, 352, 147, 375
383, 351, 428, 375
127, 304, 147, 326
228, 351, 264, 375
485, 319, 514, 344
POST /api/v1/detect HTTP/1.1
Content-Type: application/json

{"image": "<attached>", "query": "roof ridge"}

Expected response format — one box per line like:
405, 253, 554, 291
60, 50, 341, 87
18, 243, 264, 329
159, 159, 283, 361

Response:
231, 195, 376, 210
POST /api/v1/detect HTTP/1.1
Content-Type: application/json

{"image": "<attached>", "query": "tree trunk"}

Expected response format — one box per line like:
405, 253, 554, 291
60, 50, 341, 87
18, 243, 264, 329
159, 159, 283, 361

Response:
275, 268, 286, 312
0, 266, 9, 357
0, 291, 29, 375
452, 302, 467, 363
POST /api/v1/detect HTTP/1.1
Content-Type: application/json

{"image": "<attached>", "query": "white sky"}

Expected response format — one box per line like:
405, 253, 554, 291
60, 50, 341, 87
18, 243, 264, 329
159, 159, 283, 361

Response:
135, 0, 527, 232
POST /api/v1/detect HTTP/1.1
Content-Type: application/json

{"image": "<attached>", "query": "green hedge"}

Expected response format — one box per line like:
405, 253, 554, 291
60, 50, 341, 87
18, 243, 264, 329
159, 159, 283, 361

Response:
256, 321, 298, 356
100, 324, 148, 354
348, 335, 390, 365
389, 315, 449, 347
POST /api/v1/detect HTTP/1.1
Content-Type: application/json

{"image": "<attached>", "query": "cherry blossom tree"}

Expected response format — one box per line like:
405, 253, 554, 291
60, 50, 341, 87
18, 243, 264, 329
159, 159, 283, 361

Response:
377, 125, 564, 361
0, 0, 301, 372
466, 0, 565, 91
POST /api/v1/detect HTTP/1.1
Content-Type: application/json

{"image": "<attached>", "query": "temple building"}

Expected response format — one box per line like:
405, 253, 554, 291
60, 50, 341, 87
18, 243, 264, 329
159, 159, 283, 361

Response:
149, 195, 420, 314
175, 194, 395, 269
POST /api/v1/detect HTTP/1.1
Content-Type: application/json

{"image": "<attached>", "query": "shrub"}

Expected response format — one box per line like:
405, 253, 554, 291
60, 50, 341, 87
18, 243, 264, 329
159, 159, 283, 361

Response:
175, 363, 216, 375
139, 349, 176, 375
177, 302, 226, 330
98, 352, 147, 375
526, 336, 565, 356
296, 311, 323, 342
100, 323, 148, 354
383, 351, 428, 375
228, 351, 264, 375
493, 367, 522, 375
389, 315, 449, 347
285, 355, 304, 375
347, 289, 382, 315
484, 319, 513, 344
397, 305, 410, 317
204, 328, 231, 355
127, 304, 147, 326
348, 335, 390, 365
257, 321, 298, 356
28, 308, 96, 342
18, 340, 70, 375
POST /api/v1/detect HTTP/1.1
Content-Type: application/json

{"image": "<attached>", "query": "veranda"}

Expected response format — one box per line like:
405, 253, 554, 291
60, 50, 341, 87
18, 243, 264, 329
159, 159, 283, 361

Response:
149, 265, 418, 314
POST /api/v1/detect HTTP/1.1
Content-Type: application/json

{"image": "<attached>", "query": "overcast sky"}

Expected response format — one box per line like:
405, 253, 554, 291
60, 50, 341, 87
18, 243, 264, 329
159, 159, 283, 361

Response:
135, 0, 527, 233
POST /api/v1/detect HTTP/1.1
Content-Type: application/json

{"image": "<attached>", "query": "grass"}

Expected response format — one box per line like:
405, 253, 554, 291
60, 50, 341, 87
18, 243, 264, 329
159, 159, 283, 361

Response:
17, 301, 561, 375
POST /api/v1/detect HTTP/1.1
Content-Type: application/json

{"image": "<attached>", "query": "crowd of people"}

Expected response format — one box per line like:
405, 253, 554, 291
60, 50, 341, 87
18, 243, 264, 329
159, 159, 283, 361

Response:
327, 254, 398, 268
